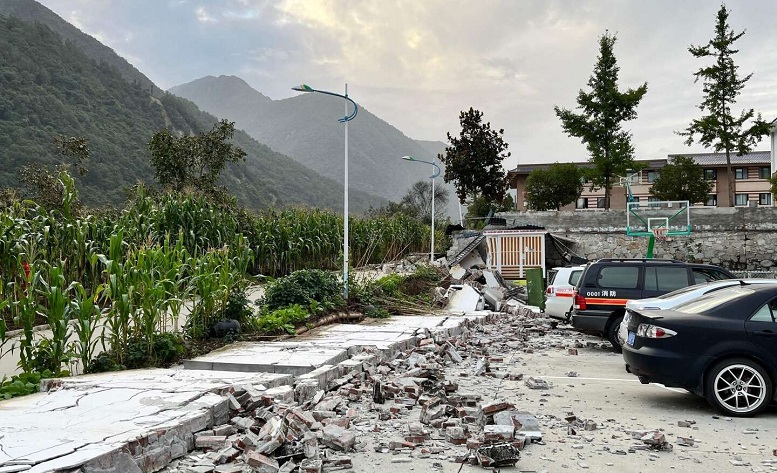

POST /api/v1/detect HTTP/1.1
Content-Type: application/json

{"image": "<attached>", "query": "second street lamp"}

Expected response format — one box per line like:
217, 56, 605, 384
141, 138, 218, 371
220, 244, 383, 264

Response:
292, 83, 358, 298
401, 155, 441, 263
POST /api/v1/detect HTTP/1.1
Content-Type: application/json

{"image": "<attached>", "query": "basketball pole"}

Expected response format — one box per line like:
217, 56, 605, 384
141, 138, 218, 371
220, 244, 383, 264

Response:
646, 235, 656, 259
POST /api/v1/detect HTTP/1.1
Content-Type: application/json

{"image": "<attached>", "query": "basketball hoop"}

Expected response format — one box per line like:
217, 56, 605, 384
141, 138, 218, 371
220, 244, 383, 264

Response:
652, 227, 669, 242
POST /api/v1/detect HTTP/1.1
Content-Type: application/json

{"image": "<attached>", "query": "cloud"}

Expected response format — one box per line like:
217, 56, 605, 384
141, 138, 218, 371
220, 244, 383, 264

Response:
195, 6, 217, 23
35, 0, 777, 169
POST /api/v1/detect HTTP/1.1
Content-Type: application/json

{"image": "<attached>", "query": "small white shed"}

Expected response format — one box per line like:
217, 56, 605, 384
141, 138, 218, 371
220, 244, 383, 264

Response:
483, 230, 547, 280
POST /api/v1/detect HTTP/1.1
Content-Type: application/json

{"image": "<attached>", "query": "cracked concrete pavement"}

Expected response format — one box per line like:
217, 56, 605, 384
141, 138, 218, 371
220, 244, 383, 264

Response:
4, 307, 777, 473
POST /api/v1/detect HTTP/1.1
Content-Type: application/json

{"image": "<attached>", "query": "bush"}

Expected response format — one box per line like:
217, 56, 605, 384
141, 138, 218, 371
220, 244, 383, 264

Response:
222, 287, 254, 326
254, 304, 310, 334
0, 371, 53, 400
261, 269, 343, 312
88, 333, 186, 371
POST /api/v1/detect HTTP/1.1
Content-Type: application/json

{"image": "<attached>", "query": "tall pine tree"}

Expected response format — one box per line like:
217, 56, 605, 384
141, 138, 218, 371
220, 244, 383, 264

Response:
439, 108, 510, 205
679, 5, 769, 207
554, 32, 647, 210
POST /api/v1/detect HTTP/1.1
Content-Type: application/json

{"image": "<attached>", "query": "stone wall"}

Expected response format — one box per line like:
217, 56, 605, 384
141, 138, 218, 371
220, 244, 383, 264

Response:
499, 207, 777, 271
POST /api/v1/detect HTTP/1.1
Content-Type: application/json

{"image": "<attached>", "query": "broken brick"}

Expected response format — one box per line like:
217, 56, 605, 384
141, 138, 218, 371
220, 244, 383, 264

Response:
195, 436, 227, 450
321, 424, 356, 452
245, 451, 279, 473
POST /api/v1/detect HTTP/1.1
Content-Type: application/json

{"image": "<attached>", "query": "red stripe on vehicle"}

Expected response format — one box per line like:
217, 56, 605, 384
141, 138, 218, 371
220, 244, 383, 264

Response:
584, 298, 629, 306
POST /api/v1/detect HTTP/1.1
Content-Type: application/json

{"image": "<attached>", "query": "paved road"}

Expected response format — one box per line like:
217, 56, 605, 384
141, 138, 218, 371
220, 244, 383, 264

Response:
352, 326, 777, 473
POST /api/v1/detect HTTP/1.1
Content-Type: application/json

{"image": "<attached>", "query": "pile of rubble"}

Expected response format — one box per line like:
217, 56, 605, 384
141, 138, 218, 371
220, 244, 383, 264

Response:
162, 314, 553, 473
437, 264, 527, 313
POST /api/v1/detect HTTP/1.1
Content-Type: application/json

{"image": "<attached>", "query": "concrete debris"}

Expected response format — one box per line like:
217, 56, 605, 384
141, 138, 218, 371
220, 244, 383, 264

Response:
677, 436, 696, 447
638, 431, 673, 451
441, 261, 527, 312
475, 443, 521, 467
161, 307, 560, 473
525, 376, 551, 389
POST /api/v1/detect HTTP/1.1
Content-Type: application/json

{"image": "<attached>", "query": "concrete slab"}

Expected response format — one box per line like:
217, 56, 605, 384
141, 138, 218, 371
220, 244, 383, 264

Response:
184, 341, 349, 375
0, 312, 493, 473
0, 368, 278, 472
447, 285, 483, 312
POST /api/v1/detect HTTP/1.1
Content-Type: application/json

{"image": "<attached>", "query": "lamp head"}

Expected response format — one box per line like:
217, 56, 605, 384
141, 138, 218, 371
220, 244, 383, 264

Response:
401, 155, 415, 161
291, 84, 314, 92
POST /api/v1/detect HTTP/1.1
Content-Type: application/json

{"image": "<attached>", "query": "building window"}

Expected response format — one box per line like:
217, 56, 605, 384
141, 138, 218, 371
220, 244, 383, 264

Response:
648, 197, 661, 207
704, 169, 717, 180
735, 193, 749, 206
576, 198, 588, 209
734, 168, 747, 180
705, 195, 717, 206
760, 193, 772, 206
596, 197, 606, 208
760, 167, 771, 179
646, 170, 659, 183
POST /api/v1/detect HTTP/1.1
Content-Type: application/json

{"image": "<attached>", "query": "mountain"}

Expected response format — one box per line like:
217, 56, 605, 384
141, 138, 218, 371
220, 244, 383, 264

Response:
0, 7, 384, 212
169, 76, 449, 202
0, 0, 160, 96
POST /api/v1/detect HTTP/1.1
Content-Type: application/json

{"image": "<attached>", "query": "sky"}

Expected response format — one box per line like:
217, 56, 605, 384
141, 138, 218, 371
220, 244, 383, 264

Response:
36, 0, 777, 171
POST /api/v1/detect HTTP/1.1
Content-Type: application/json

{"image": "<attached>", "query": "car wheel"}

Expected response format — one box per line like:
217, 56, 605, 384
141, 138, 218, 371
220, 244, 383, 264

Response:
705, 358, 772, 417
607, 315, 623, 353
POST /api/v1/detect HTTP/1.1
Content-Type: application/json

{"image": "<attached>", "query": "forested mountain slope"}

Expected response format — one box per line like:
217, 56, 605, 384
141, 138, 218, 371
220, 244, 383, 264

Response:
0, 14, 384, 211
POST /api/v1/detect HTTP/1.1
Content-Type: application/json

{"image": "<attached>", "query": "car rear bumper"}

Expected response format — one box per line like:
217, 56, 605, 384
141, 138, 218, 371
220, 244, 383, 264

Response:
570, 310, 611, 333
545, 296, 573, 321
623, 344, 709, 395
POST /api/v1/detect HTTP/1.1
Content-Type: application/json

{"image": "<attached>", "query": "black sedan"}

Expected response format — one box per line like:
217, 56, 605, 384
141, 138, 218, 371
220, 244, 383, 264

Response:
622, 284, 777, 417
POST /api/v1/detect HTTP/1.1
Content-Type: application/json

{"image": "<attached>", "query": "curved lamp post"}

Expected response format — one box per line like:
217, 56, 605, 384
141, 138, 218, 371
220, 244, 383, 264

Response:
292, 83, 358, 298
401, 156, 441, 263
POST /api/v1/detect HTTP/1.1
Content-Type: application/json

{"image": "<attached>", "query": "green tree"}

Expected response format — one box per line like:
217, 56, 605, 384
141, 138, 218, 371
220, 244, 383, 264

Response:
554, 32, 648, 210
525, 163, 584, 210
679, 5, 770, 207
149, 119, 246, 195
19, 136, 91, 214
649, 156, 713, 204
439, 108, 510, 205
55, 136, 90, 176
400, 180, 450, 225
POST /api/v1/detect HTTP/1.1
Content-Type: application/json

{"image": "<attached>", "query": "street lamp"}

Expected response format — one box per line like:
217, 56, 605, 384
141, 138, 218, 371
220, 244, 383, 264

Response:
292, 83, 358, 299
401, 155, 441, 263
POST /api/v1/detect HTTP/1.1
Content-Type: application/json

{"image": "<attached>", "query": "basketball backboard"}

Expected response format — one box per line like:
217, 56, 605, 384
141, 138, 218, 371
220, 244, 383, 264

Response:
626, 200, 691, 237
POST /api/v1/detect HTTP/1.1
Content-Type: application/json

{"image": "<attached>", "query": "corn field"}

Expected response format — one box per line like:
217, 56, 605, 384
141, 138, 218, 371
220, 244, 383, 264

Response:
0, 174, 436, 380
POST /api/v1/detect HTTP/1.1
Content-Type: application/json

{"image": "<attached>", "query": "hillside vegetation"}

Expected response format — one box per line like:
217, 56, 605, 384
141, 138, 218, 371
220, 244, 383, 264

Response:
0, 15, 384, 212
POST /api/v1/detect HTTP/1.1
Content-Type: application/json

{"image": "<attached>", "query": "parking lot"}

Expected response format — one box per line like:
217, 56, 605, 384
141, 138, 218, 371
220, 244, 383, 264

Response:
508, 328, 777, 472
352, 323, 777, 473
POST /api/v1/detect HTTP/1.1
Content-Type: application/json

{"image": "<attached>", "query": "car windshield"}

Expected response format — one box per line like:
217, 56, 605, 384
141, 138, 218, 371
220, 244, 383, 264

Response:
674, 286, 754, 314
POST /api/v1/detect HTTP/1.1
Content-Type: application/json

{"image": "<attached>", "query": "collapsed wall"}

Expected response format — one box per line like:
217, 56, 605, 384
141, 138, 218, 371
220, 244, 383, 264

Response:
499, 207, 777, 271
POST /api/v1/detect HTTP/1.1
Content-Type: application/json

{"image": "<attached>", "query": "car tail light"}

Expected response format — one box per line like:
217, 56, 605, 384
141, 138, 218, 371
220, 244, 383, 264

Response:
573, 291, 586, 310
636, 324, 677, 339
546, 286, 555, 295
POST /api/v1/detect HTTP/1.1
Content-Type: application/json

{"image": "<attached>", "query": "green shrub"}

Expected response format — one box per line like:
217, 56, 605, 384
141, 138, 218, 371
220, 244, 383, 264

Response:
88, 332, 186, 371
223, 287, 254, 325
254, 304, 310, 334
0, 371, 53, 400
261, 269, 342, 311
87, 353, 126, 374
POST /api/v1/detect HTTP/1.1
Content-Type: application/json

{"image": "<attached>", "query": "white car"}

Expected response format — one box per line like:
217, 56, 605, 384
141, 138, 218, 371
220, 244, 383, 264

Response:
544, 265, 585, 321
618, 278, 777, 345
